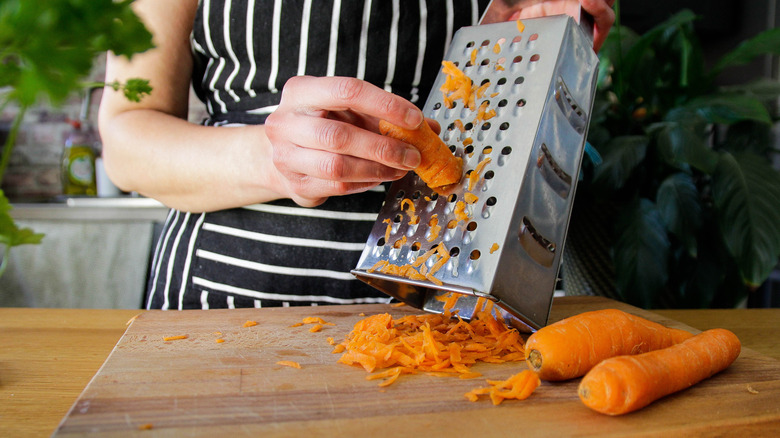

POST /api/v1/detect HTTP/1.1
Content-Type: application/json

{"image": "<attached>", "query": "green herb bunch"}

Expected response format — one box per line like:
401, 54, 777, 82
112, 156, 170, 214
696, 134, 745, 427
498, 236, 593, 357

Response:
0, 0, 154, 276
572, 9, 780, 308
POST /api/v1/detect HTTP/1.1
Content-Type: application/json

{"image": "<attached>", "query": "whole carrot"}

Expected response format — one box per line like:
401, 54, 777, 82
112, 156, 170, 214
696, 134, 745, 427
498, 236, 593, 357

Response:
578, 328, 741, 415
525, 309, 693, 381
379, 119, 463, 188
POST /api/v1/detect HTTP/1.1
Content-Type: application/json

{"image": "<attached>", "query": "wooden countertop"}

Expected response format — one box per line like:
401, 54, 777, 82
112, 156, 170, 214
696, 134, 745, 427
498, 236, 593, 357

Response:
1, 302, 778, 437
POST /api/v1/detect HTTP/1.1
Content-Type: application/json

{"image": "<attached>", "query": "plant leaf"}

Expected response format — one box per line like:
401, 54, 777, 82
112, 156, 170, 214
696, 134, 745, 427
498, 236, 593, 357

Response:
685, 94, 772, 125
711, 153, 780, 286
655, 114, 719, 174
592, 136, 648, 192
614, 198, 671, 308
657, 173, 701, 257
712, 27, 780, 76
0, 190, 44, 247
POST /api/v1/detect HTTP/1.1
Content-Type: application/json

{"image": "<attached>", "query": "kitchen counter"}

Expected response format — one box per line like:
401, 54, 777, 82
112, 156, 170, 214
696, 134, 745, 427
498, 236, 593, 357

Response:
1, 300, 778, 437
10, 196, 170, 222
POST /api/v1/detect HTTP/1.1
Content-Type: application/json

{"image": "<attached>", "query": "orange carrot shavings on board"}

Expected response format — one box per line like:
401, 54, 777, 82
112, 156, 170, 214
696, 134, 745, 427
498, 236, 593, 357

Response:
243, 320, 258, 328
336, 309, 525, 387
309, 324, 323, 333
163, 335, 188, 341
392, 302, 407, 307
465, 370, 540, 405
216, 339, 225, 343
277, 360, 302, 369
138, 424, 154, 430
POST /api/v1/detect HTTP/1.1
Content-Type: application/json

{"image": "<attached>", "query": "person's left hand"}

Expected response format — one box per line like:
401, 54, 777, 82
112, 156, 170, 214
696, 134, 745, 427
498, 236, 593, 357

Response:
480, 0, 616, 52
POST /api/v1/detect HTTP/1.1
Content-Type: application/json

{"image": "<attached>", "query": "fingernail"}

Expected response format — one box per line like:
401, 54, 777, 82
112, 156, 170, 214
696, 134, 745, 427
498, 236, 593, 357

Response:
405, 109, 423, 128
403, 148, 421, 169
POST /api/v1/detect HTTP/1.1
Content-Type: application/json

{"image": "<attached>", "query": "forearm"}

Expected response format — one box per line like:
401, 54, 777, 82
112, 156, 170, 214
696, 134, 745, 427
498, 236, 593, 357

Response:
100, 109, 284, 212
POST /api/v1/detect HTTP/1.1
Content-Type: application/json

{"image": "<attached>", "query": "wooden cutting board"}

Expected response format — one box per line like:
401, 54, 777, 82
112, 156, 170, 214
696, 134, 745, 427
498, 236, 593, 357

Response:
54, 296, 780, 436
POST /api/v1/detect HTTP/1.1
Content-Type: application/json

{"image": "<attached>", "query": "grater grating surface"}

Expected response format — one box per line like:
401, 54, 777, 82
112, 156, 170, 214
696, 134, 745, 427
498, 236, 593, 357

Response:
352, 15, 599, 332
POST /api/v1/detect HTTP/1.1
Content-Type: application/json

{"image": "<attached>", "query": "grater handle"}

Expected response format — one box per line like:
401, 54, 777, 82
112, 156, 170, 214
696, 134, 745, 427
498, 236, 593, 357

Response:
577, 5, 595, 45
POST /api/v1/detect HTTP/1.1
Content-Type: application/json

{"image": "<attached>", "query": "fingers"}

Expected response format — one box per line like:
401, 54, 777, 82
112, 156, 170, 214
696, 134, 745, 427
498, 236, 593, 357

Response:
266, 109, 422, 171
281, 75, 424, 130
580, 0, 616, 52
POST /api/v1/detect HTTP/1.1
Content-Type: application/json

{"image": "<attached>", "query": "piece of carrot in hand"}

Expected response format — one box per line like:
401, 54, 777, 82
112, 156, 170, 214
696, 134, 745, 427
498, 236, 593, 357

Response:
578, 328, 741, 415
525, 308, 693, 381
379, 119, 462, 189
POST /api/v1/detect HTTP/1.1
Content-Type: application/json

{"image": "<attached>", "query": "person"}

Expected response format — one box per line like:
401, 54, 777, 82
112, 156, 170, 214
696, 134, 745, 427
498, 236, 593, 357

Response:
99, 0, 615, 310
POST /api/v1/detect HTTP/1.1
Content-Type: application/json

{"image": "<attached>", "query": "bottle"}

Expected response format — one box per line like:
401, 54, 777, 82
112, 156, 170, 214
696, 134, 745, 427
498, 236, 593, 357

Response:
61, 119, 97, 196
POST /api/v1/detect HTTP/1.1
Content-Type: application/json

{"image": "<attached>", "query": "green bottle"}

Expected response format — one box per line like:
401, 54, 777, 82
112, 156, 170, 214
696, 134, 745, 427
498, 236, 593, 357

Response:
61, 119, 97, 196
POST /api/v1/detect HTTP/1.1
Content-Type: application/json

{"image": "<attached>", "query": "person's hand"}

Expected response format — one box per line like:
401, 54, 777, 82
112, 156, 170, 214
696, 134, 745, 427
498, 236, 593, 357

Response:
265, 76, 425, 207
481, 0, 616, 53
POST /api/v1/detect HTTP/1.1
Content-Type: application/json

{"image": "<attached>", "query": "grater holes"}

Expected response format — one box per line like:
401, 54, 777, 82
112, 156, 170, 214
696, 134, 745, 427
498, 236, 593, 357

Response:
464, 145, 475, 156
514, 76, 525, 85
486, 196, 497, 206
512, 55, 523, 65
469, 250, 481, 260
377, 237, 386, 247
395, 190, 405, 199
481, 122, 491, 131
411, 241, 422, 251
450, 247, 461, 257
511, 35, 522, 47
393, 213, 403, 223
516, 99, 527, 107
498, 99, 508, 108
530, 54, 541, 62
484, 170, 495, 180
482, 145, 493, 155
529, 33, 539, 42
466, 221, 477, 232
447, 193, 458, 203
481, 196, 496, 218
449, 144, 457, 153
501, 146, 512, 155
433, 102, 441, 110
497, 77, 507, 86
499, 122, 510, 131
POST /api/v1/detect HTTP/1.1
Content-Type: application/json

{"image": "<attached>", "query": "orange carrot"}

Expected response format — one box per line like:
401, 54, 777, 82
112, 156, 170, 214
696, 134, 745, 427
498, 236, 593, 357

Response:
215, 339, 225, 343
579, 328, 741, 415
379, 119, 463, 189
490, 243, 500, 254
517, 19, 525, 33
242, 320, 258, 328
163, 335, 188, 341
276, 360, 302, 369
309, 324, 323, 333
525, 309, 693, 381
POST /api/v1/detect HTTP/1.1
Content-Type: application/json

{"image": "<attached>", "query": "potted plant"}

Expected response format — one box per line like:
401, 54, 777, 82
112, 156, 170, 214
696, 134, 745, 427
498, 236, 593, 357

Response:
0, 0, 153, 276
563, 8, 780, 309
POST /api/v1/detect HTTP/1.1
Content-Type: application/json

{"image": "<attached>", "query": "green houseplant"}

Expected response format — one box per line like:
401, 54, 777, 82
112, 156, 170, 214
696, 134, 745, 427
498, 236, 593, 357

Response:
0, 0, 153, 277
564, 9, 780, 309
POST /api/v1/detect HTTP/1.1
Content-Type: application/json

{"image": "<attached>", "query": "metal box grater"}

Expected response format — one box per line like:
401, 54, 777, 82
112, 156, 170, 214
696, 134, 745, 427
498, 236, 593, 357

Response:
351, 15, 599, 332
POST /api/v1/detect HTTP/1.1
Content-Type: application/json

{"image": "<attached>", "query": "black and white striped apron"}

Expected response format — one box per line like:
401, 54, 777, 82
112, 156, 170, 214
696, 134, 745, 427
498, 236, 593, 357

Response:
146, 0, 490, 310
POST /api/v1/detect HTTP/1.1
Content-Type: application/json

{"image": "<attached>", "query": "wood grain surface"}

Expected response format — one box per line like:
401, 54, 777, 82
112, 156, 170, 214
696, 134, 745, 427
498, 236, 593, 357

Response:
53, 297, 780, 437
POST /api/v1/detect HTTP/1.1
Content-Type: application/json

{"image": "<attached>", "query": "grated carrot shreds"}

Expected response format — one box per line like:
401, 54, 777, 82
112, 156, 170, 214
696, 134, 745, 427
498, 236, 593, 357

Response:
163, 335, 188, 341
289, 322, 304, 327
454, 201, 470, 223
454, 119, 465, 133
470, 48, 477, 65
336, 310, 525, 387
383, 218, 392, 243
464, 193, 479, 204
302, 316, 335, 326
517, 20, 525, 33
440, 61, 477, 110
277, 360, 302, 369
309, 324, 323, 333
243, 321, 258, 328
490, 243, 500, 254
462, 137, 473, 147
493, 43, 501, 54
468, 157, 492, 191
216, 339, 225, 343
465, 369, 540, 405
400, 198, 417, 224
368, 260, 389, 274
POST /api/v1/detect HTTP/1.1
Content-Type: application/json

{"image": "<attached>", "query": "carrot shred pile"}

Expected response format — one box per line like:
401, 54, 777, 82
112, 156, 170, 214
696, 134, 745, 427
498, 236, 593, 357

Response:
277, 360, 302, 369
464, 369, 540, 405
336, 305, 525, 387
441, 61, 477, 110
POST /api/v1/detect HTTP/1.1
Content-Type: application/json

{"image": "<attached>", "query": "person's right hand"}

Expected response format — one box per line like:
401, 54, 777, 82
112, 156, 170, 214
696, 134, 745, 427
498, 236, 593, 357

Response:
264, 76, 425, 207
